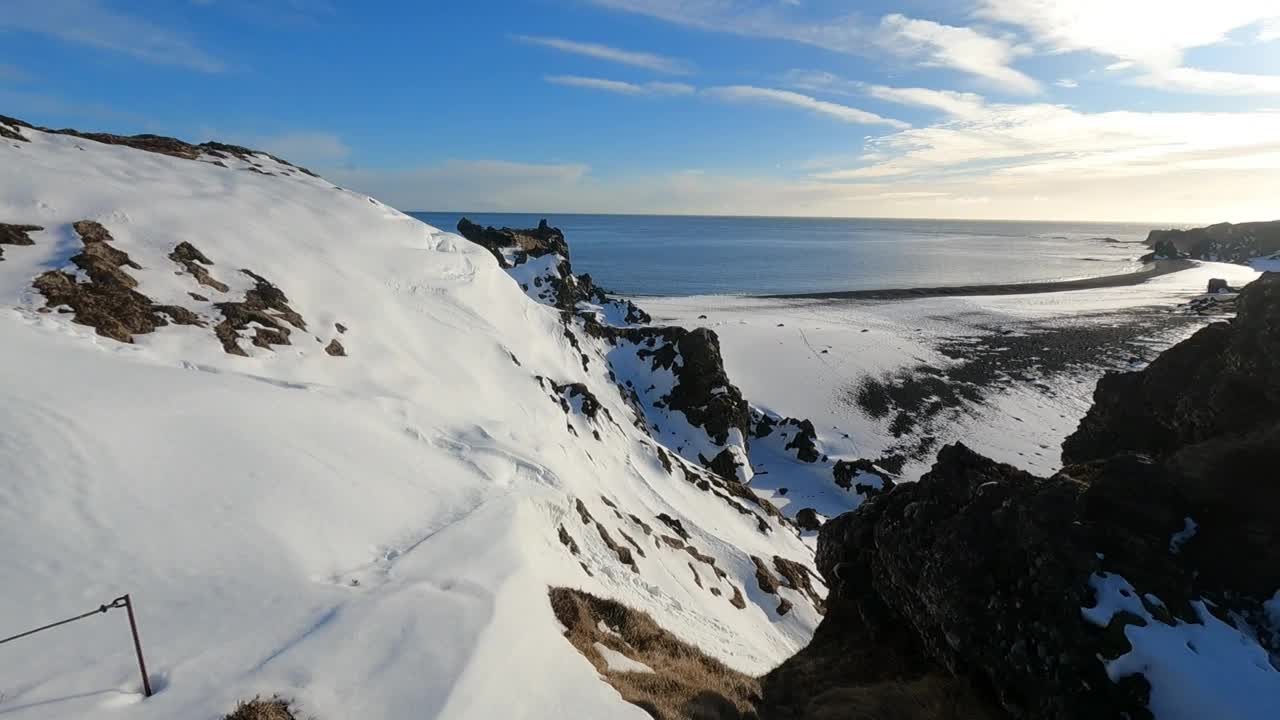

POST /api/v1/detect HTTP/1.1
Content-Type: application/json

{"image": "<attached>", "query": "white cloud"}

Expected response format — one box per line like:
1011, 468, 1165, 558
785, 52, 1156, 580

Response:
980, 1, 1280, 96
1055, 78, 1079, 88
979, 0, 1280, 66
875, 14, 1039, 95
704, 86, 910, 128
255, 131, 351, 165
814, 101, 1280, 186
590, 2, 1037, 94
545, 75, 694, 96
513, 35, 691, 74
1134, 67, 1280, 95
863, 84, 988, 118
0, 0, 225, 72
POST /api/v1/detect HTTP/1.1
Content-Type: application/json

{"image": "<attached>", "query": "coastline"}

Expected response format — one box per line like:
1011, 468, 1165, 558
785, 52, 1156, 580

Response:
766, 258, 1194, 300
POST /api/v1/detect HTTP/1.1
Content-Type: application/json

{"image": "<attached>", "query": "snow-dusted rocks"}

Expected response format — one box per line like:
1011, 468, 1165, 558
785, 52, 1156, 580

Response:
0, 222, 41, 260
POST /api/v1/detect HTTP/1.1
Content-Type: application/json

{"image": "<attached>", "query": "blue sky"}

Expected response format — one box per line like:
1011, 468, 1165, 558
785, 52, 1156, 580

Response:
3, 1, 1279, 221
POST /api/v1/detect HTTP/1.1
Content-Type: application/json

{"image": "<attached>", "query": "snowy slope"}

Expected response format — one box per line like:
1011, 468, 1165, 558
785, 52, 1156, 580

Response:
0, 122, 823, 719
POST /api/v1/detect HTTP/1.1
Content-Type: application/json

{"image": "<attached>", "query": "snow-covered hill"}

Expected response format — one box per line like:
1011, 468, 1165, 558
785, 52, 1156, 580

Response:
0, 118, 886, 719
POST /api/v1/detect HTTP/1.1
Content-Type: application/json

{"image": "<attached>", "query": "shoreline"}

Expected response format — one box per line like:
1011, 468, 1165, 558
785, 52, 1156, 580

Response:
764, 259, 1195, 300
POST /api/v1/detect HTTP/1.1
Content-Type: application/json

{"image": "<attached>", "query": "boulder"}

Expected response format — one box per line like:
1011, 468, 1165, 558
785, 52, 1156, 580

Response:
1207, 277, 1231, 294
794, 508, 821, 532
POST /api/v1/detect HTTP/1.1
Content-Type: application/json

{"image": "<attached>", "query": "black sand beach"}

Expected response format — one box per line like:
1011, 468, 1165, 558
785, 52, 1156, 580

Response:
770, 259, 1194, 300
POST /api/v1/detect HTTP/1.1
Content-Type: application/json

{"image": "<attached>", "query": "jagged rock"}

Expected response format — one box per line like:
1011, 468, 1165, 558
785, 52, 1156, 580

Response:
1145, 220, 1280, 264
0, 223, 41, 260
32, 221, 201, 342
1207, 277, 1231, 294
324, 339, 346, 357
457, 217, 568, 268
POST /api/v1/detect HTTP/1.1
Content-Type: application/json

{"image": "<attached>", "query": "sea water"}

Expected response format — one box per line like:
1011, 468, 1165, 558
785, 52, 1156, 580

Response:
410, 212, 1158, 297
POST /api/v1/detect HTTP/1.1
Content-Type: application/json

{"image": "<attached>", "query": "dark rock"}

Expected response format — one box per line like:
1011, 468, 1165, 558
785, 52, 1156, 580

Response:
1206, 277, 1230, 294
32, 221, 202, 342
783, 419, 820, 463
214, 270, 307, 356
335, 322, 347, 334
1145, 220, 1280, 264
169, 241, 229, 292
0, 223, 41, 261
794, 508, 822, 532
832, 459, 893, 496
751, 555, 781, 594
324, 339, 346, 357
1064, 273, 1279, 466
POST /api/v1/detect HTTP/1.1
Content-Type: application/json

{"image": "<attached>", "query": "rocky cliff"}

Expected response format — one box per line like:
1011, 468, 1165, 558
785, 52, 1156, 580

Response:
765, 273, 1280, 719
1145, 220, 1280, 265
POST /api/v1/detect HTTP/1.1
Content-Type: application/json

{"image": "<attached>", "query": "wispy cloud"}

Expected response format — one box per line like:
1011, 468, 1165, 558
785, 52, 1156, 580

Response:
1055, 78, 1079, 88
781, 70, 988, 119
1134, 67, 1280, 95
545, 75, 695, 96
875, 14, 1039, 94
704, 85, 910, 129
589, 2, 1037, 94
514, 34, 691, 74
0, 0, 225, 72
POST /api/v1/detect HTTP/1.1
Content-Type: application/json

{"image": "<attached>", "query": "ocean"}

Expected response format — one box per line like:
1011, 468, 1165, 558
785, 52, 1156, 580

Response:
410, 212, 1159, 297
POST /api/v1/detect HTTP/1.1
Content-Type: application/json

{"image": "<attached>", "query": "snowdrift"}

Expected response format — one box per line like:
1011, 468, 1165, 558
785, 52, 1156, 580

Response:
0, 118, 877, 719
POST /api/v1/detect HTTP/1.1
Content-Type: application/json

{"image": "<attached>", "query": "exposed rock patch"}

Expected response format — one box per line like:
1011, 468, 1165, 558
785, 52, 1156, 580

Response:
0, 223, 41, 261
324, 339, 346, 357
33, 221, 201, 342
213, 270, 307, 356
169, 241, 229, 292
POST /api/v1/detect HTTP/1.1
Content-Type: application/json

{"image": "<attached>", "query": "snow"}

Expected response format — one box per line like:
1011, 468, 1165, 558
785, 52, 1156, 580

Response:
592, 643, 655, 674
0, 125, 821, 719
1082, 571, 1280, 719
1169, 517, 1198, 554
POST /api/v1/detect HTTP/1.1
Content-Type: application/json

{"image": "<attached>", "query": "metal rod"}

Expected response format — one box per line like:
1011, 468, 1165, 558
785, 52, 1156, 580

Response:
120, 595, 153, 698
0, 607, 109, 646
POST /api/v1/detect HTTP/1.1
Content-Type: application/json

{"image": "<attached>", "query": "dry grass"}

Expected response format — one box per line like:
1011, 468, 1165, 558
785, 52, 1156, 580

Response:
223, 696, 296, 720
550, 587, 761, 719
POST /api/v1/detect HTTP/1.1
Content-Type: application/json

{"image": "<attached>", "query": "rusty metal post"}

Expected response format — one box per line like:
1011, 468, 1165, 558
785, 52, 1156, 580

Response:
120, 595, 153, 698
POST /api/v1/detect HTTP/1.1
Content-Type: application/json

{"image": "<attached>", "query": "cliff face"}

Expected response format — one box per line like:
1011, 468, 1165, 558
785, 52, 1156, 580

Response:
771, 273, 1280, 720
1145, 220, 1280, 264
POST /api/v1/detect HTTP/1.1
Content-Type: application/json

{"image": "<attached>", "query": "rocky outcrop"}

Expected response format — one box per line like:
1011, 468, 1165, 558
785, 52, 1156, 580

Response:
213, 270, 307, 356
0, 114, 316, 175
0, 223, 41, 261
33, 221, 202, 342
1064, 272, 1279, 468
456, 217, 650, 324
771, 274, 1280, 719
1145, 220, 1280, 264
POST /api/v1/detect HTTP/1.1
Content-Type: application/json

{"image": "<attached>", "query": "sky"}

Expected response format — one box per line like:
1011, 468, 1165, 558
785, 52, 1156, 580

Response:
3, 0, 1280, 222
